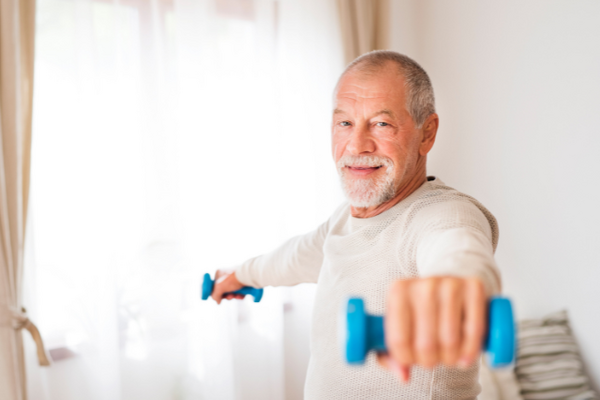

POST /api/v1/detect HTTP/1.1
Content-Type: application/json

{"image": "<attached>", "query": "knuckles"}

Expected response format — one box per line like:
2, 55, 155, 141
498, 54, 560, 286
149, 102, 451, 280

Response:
384, 275, 487, 370
465, 277, 485, 296
439, 331, 460, 349
387, 333, 411, 353
389, 279, 410, 296
414, 338, 437, 358
439, 277, 462, 295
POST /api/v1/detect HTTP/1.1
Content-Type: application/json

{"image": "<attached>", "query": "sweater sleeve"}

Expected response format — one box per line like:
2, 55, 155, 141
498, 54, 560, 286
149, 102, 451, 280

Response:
414, 201, 501, 296
234, 219, 329, 288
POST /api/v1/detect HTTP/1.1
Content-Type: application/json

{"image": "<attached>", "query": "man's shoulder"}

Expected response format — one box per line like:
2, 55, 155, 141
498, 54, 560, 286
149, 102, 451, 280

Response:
412, 177, 491, 213
407, 177, 499, 248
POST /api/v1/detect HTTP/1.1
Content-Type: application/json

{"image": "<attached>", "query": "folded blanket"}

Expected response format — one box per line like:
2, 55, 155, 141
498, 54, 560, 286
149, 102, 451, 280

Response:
516, 310, 597, 400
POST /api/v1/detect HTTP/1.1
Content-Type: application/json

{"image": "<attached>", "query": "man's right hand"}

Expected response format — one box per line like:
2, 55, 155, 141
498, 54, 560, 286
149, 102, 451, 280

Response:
211, 270, 245, 304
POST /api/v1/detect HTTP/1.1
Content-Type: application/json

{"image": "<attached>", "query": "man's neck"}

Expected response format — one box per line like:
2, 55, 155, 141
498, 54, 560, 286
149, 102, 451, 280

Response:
350, 169, 427, 219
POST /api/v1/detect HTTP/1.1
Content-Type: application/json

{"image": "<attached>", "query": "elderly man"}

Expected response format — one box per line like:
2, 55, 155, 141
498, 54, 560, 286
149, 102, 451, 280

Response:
212, 50, 500, 399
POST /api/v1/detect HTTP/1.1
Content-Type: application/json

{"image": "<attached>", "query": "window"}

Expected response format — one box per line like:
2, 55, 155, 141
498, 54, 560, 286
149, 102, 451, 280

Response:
26, 0, 344, 399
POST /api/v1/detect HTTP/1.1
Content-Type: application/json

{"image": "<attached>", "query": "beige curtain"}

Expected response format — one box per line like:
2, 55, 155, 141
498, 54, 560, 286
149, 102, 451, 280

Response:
337, 0, 390, 65
0, 0, 49, 399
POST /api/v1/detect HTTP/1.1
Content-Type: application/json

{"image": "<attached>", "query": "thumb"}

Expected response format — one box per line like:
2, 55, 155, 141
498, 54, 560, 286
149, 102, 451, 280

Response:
390, 359, 411, 383
212, 272, 242, 304
377, 354, 411, 384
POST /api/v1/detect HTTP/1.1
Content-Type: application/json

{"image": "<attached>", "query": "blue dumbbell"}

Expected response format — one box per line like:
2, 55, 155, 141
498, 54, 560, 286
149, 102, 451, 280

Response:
201, 273, 264, 303
344, 296, 516, 368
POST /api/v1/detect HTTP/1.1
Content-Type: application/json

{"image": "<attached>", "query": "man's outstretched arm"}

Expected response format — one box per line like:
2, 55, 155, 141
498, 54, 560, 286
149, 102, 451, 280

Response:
211, 219, 329, 303
379, 201, 501, 381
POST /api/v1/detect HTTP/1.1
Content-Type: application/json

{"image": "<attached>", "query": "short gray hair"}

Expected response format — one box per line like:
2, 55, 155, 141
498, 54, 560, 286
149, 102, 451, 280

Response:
342, 50, 436, 128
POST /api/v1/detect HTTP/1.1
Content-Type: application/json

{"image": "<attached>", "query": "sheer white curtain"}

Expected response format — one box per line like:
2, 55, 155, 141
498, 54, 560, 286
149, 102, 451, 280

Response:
24, 0, 344, 399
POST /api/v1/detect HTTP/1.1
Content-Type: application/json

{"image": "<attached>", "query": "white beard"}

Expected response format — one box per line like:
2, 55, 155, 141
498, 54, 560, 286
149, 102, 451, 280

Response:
336, 155, 397, 208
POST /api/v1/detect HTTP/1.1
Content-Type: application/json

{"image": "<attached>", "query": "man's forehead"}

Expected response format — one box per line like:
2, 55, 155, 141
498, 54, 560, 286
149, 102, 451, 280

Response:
337, 78, 401, 95
333, 82, 405, 116
334, 69, 406, 104
333, 107, 397, 118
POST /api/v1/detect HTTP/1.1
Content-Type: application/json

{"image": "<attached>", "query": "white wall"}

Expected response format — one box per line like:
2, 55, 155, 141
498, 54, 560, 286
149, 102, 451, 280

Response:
389, 0, 600, 386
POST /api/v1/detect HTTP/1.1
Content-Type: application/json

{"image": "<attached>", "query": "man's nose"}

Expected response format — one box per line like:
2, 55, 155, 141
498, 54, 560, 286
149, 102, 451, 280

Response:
346, 125, 375, 155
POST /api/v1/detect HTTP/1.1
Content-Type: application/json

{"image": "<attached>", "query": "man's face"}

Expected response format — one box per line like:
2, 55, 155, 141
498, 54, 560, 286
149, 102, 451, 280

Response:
332, 64, 423, 208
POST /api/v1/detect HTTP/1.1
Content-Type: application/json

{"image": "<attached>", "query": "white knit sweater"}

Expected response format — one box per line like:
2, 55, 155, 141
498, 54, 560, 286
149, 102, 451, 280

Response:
236, 177, 500, 399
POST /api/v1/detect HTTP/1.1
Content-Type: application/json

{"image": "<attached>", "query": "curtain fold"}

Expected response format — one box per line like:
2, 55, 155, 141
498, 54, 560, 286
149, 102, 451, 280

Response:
0, 0, 49, 399
337, 0, 390, 65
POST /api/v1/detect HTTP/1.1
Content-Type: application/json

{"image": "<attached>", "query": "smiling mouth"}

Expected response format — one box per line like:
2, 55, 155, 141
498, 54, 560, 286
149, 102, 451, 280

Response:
347, 165, 383, 170
345, 165, 384, 176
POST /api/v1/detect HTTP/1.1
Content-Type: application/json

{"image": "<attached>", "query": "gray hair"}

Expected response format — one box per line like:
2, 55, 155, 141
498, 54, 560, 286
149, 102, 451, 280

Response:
342, 50, 436, 128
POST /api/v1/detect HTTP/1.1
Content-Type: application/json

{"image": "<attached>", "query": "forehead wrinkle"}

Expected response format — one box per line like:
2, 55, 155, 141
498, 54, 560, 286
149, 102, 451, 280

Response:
337, 87, 394, 100
339, 94, 391, 101
336, 87, 400, 109
371, 109, 396, 119
334, 92, 395, 112
334, 91, 400, 118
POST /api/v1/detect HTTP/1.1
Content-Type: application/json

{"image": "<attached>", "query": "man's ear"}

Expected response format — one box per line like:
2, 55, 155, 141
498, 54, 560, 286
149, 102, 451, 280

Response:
419, 113, 439, 156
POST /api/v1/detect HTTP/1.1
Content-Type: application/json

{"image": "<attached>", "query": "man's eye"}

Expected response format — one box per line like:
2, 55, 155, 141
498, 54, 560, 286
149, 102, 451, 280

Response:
376, 122, 389, 127
340, 121, 351, 127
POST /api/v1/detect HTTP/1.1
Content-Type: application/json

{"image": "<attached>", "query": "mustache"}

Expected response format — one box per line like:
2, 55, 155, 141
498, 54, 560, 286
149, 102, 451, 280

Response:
336, 155, 394, 170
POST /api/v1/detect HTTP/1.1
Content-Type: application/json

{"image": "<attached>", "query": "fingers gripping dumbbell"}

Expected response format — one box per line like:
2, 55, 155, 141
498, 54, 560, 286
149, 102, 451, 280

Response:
201, 273, 264, 302
343, 296, 516, 368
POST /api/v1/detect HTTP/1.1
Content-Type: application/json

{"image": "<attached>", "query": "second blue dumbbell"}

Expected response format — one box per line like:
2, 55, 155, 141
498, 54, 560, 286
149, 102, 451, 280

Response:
343, 296, 516, 368
201, 272, 264, 302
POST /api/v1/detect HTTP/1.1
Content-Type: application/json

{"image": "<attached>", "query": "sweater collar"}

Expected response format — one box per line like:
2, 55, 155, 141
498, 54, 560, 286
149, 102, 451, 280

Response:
348, 176, 441, 230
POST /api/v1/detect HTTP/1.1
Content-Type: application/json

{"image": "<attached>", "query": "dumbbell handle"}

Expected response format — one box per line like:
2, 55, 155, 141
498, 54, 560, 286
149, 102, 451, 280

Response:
345, 296, 515, 368
201, 273, 264, 302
